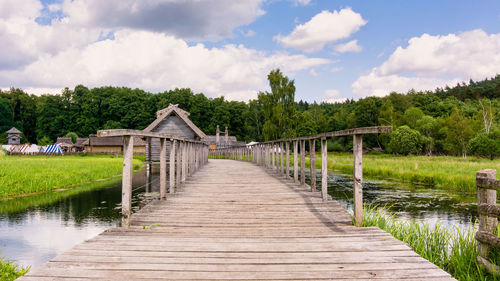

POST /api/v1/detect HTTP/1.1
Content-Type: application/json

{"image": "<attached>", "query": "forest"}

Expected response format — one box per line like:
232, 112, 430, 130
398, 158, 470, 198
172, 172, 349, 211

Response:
1, 70, 499, 158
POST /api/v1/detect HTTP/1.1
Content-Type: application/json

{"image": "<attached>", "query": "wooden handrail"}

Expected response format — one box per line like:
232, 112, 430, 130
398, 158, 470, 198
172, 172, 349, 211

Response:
476, 169, 500, 275
97, 129, 209, 227
208, 126, 393, 227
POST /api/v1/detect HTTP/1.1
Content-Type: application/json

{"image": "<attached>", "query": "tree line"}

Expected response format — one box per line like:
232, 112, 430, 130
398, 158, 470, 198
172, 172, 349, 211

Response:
1, 70, 499, 158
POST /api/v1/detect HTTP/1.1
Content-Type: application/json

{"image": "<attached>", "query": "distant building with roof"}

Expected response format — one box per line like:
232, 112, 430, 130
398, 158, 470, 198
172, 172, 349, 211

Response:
144, 104, 207, 164
6, 127, 22, 145
202, 125, 246, 151
83, 135, 146, 154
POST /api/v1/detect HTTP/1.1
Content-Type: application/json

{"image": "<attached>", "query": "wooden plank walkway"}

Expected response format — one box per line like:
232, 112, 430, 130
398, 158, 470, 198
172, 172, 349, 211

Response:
20, 159, 455, 280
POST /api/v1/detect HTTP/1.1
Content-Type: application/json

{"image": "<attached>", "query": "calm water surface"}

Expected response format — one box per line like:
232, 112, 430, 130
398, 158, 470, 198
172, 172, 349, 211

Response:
0, 164, 478, 269
0, 168, 160, 268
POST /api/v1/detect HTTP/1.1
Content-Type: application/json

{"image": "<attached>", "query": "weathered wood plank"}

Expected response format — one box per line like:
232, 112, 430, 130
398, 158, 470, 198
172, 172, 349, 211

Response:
20, 159, 454, 281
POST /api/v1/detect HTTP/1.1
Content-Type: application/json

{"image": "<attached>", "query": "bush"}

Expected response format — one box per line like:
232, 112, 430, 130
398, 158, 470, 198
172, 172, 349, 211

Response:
64, 132, 78, 143
388, 125, 422, 155
468, 132, 499, 159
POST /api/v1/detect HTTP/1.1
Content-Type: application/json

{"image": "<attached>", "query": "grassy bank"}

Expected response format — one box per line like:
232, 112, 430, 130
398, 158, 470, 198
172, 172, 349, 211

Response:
310, 153, 500, 192
362, 206, 499, 281
0, 256, 29, 281
0, 154, 143, 199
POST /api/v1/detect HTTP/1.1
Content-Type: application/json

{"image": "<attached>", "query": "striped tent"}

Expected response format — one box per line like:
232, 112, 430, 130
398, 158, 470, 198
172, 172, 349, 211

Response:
42, 144, 63, 155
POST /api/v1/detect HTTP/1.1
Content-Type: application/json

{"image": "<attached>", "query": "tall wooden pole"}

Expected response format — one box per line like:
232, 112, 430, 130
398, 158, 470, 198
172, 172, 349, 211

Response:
280, 142, 284, 175
285, 142, 290, 178
176, 141, 182, 187
321, 138, 328, 201
300, 140, 306, 186
309, 139, 316, 191
160, 138, 167, 199
293, 141, 298, 183
121, 136, 134, 227
169, 139, 176, 194
353, 134, 363, 227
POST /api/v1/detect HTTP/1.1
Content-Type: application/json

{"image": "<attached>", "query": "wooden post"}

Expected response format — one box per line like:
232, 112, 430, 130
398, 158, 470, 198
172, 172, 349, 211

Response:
176, 141, 182, 187
293, 140, 298, 183
286, 141, 290, 178
280, 142, 284, 175
300, 140, 306, 186
160, 138, 167, 200
353, 134, 363, 227
121, 136, 133, 227
321, 138, 328, 201
182, 141, 187, 182
309, 139, 316, 191
169, 139, 176, 194
477, 169, 498, 261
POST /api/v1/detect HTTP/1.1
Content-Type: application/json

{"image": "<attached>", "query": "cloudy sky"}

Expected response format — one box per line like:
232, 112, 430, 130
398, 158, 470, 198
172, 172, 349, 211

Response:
1, 0, 500, 102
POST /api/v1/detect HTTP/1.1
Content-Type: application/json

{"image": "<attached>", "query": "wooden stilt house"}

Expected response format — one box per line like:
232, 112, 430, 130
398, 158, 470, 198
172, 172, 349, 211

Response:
144, 104, 206, 164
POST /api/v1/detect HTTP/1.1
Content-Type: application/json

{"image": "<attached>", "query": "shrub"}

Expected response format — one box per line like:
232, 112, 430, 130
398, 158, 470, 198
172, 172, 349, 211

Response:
388, 125, 422, 155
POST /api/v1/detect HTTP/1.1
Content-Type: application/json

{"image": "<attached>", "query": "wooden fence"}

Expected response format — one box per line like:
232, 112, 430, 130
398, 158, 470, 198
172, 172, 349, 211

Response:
98, 129, 209, 227
476, 169, 500, 275
209, 126, 392, 227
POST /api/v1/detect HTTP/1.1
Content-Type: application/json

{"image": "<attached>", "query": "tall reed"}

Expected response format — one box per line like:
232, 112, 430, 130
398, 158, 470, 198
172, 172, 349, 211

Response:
362, 206, 500, 281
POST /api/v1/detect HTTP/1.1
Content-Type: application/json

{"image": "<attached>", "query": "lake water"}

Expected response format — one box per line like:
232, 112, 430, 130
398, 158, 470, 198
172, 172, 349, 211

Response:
0, 164, 478, 269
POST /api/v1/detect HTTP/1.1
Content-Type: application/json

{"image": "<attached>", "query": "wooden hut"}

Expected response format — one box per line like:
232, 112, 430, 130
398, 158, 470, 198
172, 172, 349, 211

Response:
84, 135, 146, 154
6, 127, 22, 145
144, 104, 206, 164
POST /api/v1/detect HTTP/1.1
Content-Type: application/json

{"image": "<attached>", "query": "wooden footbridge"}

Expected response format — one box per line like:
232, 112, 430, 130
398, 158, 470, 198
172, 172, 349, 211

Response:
20, 127, 455, 280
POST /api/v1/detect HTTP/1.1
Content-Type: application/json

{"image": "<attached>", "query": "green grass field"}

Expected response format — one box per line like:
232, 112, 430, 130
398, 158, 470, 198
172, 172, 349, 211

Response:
0, 154, 143, 199
310, 153, 500, 192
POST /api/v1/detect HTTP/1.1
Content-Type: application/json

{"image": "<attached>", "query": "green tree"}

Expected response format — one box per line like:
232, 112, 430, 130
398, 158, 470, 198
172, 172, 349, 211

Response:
65, 132, 78, 143
259, 69, 298, 140
388, 126, 422, 155
403, 107, 424, 129
444, 108, 474, 157
467, 133, 497, 159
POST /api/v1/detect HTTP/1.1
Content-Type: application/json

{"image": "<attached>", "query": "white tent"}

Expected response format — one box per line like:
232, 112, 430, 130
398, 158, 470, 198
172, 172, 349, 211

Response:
24, 144, 41, 154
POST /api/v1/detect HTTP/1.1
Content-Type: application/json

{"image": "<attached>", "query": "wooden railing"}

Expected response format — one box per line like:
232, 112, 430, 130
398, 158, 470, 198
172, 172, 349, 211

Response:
98, 129, 209, 227
209, 126, 392, 227
476, 169, 500, 275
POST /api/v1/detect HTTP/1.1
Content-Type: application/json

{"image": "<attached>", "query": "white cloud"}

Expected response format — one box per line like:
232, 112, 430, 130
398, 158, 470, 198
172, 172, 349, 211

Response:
309, 69, 318, 76
1, 30, 331, 101
274, 8, 366, 52
60, 0, 265, 41
0, 0, 333, 101
243, 29, 257, 37
352, 29, 500, 98
330, 66, 343, 72
332, 39, 362, 53
291, 0, 312, 6
323, 89, 346, 103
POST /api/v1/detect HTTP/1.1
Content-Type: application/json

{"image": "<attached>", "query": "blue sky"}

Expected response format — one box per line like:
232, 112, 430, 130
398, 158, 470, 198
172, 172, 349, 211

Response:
1, 0, 500, 102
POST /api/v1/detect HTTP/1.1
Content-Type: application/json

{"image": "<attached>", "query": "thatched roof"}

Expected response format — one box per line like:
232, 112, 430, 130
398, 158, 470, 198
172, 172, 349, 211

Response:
144, 104, 206, 139
56, 137, 73, 145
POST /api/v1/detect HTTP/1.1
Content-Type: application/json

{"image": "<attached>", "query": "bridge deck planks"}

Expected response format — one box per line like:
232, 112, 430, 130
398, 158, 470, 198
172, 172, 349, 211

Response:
20, 159, 455, 280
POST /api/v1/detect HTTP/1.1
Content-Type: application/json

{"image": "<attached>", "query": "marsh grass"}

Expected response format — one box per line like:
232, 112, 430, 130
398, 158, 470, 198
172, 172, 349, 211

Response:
362, 205, 500, 281
0, 154, 143, 198
309, 153, 500, 192
0, 255, 29, 281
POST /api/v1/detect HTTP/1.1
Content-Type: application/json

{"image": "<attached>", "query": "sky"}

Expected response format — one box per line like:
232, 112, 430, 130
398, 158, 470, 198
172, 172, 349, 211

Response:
1, 0, 500, 103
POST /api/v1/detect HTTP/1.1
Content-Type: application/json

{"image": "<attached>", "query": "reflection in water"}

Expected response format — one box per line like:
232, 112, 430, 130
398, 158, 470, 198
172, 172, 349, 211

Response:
303, 169, 478, 229
0, 167, 160, 268
1, 165, 479, 269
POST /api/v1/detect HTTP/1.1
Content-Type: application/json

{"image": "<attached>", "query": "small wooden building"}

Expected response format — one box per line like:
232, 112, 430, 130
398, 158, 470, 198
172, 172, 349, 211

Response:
84, 135, 146, 154
144, 104, 206, 164
6, 127, 22, 145
203, 125, 246, 151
